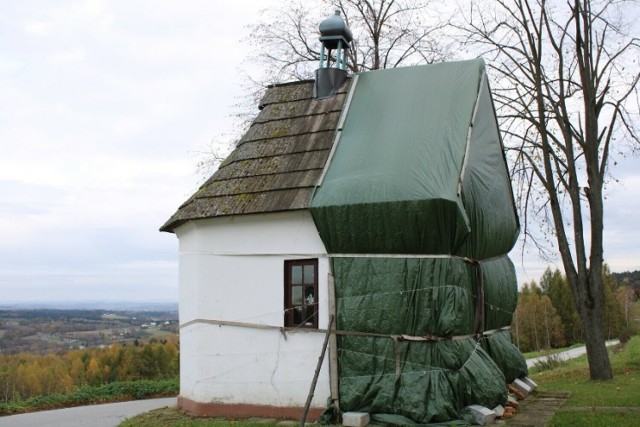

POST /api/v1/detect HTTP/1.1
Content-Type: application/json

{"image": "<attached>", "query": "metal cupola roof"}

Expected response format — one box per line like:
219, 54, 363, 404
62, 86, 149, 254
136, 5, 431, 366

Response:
319, 9, 353, 49
314, 9, 353, 99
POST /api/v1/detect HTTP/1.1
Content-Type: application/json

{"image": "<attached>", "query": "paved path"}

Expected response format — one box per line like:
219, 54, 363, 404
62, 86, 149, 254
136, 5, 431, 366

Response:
526, 340, 619, 368
505, 391, 571, 426
0, 397, 176, 427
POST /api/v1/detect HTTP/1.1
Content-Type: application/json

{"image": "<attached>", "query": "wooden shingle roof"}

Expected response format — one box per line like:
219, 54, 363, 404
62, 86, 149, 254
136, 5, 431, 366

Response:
160, 79, 349, 233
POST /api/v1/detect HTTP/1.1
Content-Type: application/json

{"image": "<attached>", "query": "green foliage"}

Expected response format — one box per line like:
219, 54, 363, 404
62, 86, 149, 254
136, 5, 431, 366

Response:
542, 268, 582, 344
532, 352, 567, 372
512, 281, 565, 352
0, 337, 179, 404
612, 270, 640, 299
514, 266, 638, 352
603, 264, 626, 340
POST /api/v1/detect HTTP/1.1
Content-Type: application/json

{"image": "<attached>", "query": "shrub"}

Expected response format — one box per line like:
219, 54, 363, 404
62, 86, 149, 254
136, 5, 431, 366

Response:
0, 378, 178, 416
533, 352, 567, 372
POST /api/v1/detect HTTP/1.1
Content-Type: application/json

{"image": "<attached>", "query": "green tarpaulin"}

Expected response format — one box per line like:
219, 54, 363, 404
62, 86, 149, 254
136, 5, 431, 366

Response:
311, 59, 519, 259
331, 256, 524, 423
311, 59, 526, 424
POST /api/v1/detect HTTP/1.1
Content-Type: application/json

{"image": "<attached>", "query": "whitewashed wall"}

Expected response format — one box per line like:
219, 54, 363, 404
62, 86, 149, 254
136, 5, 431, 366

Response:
175, 210, 331, 407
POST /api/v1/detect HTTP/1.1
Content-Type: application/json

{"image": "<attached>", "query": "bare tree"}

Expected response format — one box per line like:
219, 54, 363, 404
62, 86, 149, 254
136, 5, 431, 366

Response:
459, 0, 639, 380
247, 0, 450, 83
192, 0, 452, 176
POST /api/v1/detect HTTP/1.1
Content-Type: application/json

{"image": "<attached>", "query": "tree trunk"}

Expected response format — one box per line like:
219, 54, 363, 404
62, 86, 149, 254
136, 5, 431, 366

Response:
578, 281, 613, 380
544, 304, 551, 349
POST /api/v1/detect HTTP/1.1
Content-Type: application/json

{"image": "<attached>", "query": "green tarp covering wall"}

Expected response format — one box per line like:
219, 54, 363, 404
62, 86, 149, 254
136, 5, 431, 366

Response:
310, 59, 526, 424
332, 257, 526, 424
310, 59, 519, 258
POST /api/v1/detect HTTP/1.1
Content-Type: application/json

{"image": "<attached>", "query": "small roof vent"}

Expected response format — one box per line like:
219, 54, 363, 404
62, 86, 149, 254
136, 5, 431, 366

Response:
314, 10, 352, 100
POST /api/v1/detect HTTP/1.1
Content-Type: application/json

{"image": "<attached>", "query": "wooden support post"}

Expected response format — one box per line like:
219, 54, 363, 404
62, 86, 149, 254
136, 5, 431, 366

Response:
327, 273, 340, 414
300, 314, 334, 427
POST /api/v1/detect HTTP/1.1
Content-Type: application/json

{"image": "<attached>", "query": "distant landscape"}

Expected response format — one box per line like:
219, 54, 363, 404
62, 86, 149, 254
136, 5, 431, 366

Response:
0, 302, 180, 413
0, 303, 178, 355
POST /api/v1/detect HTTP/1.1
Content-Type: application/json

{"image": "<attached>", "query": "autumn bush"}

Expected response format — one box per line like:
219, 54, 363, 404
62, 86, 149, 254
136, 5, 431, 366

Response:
512, 267, 638, 353
0, 336, 178, 407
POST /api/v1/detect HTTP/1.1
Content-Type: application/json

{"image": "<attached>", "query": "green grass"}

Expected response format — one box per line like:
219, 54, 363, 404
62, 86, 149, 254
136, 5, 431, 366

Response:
119, 409, 282, 427
532, 338, 640, 407
0, 378, 178, 416
548, 412, 640, 427
532, 336, 640, 426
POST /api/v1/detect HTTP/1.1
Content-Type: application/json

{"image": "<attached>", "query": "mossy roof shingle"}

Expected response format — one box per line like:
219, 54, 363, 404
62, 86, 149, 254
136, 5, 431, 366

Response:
160, 79, 349, 233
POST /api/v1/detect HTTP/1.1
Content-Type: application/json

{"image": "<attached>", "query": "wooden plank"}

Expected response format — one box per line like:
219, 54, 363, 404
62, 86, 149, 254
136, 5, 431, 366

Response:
327, 272, 340, 413
300, 314, 334, 427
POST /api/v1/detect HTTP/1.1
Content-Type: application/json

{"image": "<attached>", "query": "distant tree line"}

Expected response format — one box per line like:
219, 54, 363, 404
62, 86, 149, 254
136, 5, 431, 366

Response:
612, 271, 640, 299
0, 309, 108, 321
0, 337, 178, 403
512, 266, 638, 353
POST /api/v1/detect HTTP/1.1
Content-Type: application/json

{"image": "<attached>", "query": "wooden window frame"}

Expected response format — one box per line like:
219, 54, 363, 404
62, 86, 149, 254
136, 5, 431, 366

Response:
284, 259, 319, 328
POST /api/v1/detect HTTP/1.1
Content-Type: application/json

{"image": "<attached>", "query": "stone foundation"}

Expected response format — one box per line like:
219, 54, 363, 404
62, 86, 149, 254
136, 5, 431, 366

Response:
178, 396, 325, 421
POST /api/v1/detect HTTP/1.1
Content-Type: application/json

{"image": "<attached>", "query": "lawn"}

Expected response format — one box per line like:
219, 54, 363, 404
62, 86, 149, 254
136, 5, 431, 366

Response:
532, 336, 640, 426
119, 409, 284, 427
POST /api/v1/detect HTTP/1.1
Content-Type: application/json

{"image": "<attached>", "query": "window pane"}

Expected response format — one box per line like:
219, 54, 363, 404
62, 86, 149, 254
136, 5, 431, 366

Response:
292, 265, 302, 284
292, 286, 302, 305
305, 286, 315, 306
293, 307, 302, 325
304, 308, 314, 326
303, 264, 315, 284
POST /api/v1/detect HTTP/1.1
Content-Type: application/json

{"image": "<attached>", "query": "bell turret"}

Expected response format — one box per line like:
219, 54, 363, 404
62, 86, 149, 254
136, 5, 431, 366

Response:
314, 10, 352, 99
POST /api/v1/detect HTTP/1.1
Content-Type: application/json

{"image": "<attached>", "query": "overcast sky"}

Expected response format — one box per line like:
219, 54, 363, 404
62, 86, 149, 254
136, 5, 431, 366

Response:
0, 0, 638, 304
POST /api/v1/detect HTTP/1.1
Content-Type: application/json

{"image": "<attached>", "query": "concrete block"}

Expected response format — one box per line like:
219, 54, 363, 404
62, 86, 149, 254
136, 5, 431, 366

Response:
465, 405, 496, 425
493, 404, 505, 417
521, 376, 538, 391
342, 412, 370, 427
512, 378, 533, 397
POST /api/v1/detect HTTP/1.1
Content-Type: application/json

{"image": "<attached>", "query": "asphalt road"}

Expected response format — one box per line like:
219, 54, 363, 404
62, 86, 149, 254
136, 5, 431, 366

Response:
526, 339, 620, 368
0, 397, 176, 427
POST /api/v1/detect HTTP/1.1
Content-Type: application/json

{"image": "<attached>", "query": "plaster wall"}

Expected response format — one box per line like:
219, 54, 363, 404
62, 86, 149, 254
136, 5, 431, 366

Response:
175, 210, 332, 408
